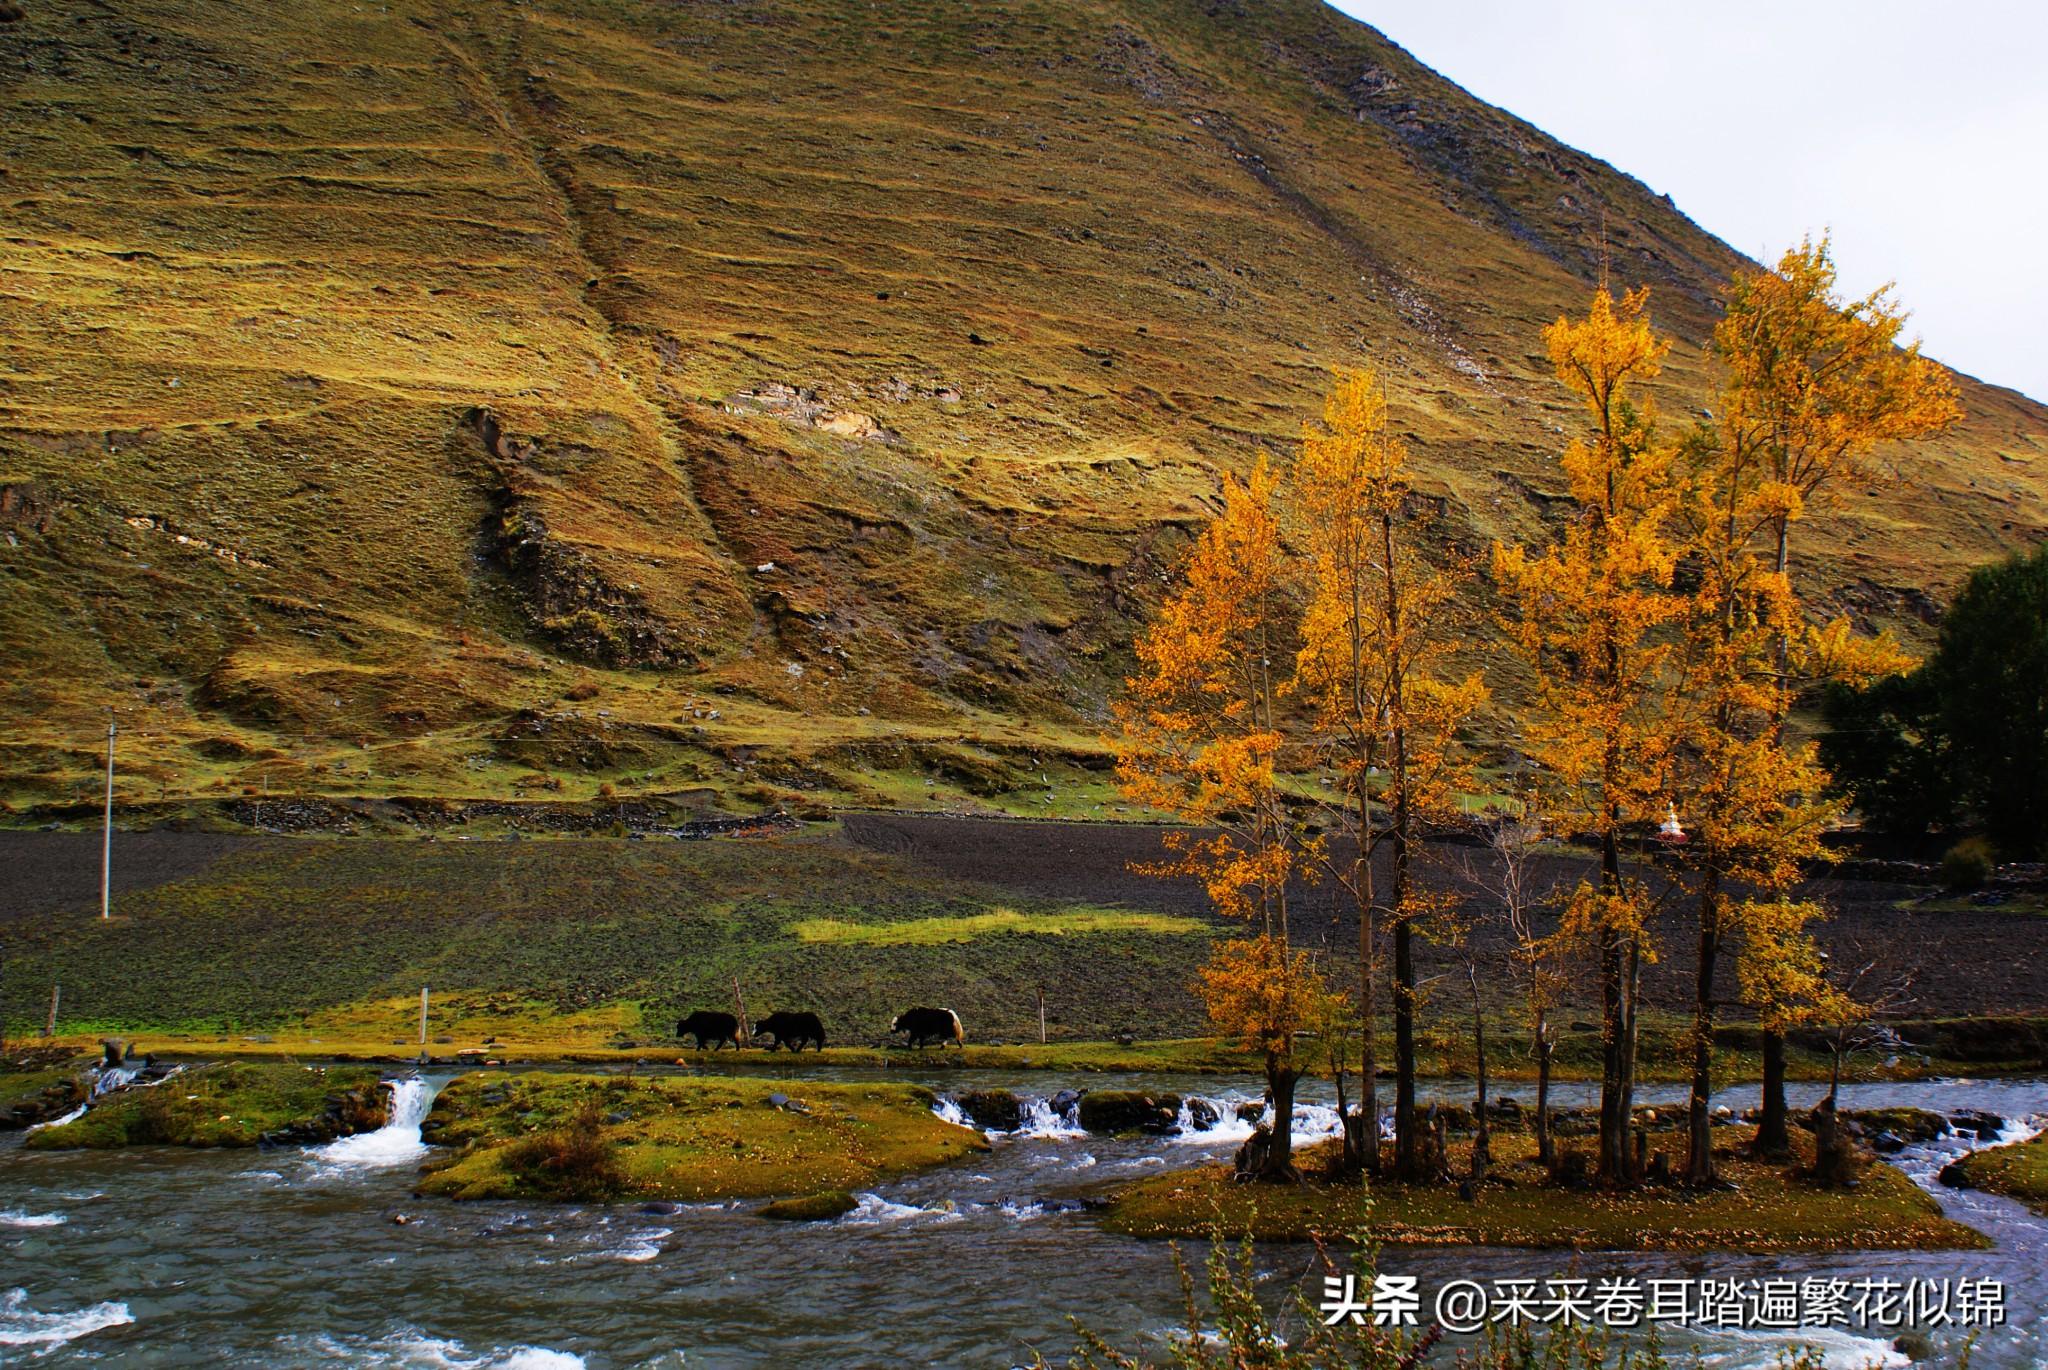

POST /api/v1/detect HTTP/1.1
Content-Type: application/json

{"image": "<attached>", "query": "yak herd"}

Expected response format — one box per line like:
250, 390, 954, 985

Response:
675, 1006, 964, 1053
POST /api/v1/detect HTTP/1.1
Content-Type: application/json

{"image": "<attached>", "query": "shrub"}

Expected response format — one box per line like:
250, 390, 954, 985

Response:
501, 1097, 625, 1201
1941, 837, 1996, 891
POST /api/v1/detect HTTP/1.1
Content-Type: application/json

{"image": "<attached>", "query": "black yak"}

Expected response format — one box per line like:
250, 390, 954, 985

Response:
754, 1010, 826, 1052
891, 1006, 964, 1048
676, 1010, 740, 1050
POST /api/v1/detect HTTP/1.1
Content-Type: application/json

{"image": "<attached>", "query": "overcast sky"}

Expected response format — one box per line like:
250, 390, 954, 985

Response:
1326, 1, 2047, 402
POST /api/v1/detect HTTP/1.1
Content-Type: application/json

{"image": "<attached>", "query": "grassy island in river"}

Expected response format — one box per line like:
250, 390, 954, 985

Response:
1945, 1130, 2048, 1214
1101, 1129, 1988, 1252
414, 1071, 985, 1203
23, 1061, 388, 1149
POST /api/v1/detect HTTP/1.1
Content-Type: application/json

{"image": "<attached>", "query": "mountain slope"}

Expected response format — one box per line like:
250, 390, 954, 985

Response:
2, 0, 2043, 816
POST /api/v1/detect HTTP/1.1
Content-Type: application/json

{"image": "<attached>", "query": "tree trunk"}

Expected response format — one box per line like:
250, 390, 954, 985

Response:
1355, 830, 1379, 1177
1686, 880, 1721, 1185
1752, 516, 1796, 1164
1535, 1019, 1555, 1167
1469, 965, 1490, 1182
1384, 508, 1422, 1183
1393, 916, 1419, 1179
1755, 1030, 1792, 1158
1621, 932, 1642, 1175
1597, 922, 1630, 1184
1261, 1055, 1301, 1182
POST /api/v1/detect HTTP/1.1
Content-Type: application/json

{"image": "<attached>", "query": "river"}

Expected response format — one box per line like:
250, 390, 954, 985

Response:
2, 1070, 2041, 1368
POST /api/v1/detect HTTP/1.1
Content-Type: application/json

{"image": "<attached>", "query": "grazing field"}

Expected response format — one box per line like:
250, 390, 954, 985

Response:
0, 822, 1231, 1044
3, 816, 2047, 1075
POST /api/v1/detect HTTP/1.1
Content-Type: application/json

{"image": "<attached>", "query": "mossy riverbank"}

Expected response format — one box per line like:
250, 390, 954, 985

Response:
1100, 1129, 1989, 1252
413, 1071, 985, 1203
1944, 1130, 2048, 1214
22, 1061, 388, 1149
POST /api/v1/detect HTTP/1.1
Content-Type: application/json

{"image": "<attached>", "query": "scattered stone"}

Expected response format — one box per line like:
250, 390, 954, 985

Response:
1949, 1109, 2006, 1139
1077, 1090, 1181, 1135
758, 1189, 857, 1221
959, 1089, 1022, 1132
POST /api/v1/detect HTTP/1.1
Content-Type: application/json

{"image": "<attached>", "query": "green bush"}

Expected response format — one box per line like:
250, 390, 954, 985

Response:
1941, 837, 1996, 891
500, 1097, 626, 1201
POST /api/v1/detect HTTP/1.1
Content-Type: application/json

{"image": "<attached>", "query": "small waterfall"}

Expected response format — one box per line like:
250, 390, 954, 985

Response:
91, 1066, 140, 1098
1169, 1094, 1354, 1146
1011, 1095, 1084, 1139
1169, 1094, 1258, 1145
930, 1096, 970, 1127
314, 1077, 435, 1167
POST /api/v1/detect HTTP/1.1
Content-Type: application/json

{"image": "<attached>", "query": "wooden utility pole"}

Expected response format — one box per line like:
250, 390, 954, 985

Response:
45, 983, 60, 1037
101, 718, 116, 921
732, 975, 750, 1044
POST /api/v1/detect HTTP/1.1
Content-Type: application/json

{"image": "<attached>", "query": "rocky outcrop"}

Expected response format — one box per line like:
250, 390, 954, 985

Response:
959, 1089, 1022, 1132
0, 1074, 88, 1130
1076, 1090, 1181, 1134
259, 1079, 392, 1146
471, 408, 700, 669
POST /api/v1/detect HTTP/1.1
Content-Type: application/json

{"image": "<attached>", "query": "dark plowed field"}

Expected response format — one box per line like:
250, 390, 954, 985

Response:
840, 814, 2048, 1018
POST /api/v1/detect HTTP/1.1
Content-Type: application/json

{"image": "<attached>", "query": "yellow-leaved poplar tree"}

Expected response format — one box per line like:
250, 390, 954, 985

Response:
1494, 285, 1684, 1186
1712, 237, 1960, 1153
1670, 418, 1907, 1181
1114, 456, 1309, 1180
1294, 367, 1484, 1180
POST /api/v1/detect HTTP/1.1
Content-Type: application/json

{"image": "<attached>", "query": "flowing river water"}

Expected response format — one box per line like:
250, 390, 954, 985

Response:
2, 1069, 2042, 1368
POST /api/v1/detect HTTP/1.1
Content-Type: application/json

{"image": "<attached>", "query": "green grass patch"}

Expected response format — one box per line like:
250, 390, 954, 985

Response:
790, 906, 1204, 945
1947, 1131, 2048, 1213
1100, 1129, 1988, 1252
415, 1071, 985, 1202
25, 1061, 385, 1149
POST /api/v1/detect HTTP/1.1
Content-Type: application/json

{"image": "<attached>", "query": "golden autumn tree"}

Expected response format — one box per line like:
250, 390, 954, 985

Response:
1668, 421, 1907, 1182
1712, 237, 1961, 1152
1114, 456, 1311, 1180
1293, 368, 1484, 1180
1494, 285, 1684, 1186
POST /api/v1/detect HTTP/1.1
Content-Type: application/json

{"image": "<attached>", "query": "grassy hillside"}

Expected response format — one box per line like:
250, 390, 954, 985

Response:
3, 0, 2044, 817
0, 825, 1227, 1042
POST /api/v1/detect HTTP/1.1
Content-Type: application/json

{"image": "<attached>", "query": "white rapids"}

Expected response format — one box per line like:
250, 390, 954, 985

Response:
1011, 1095, 1085, 1139
0, 1287, 134, 1355
315, 1078, 435, 1168
1169, 1093, 1349, 1147
92, 1066, 141, 1097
